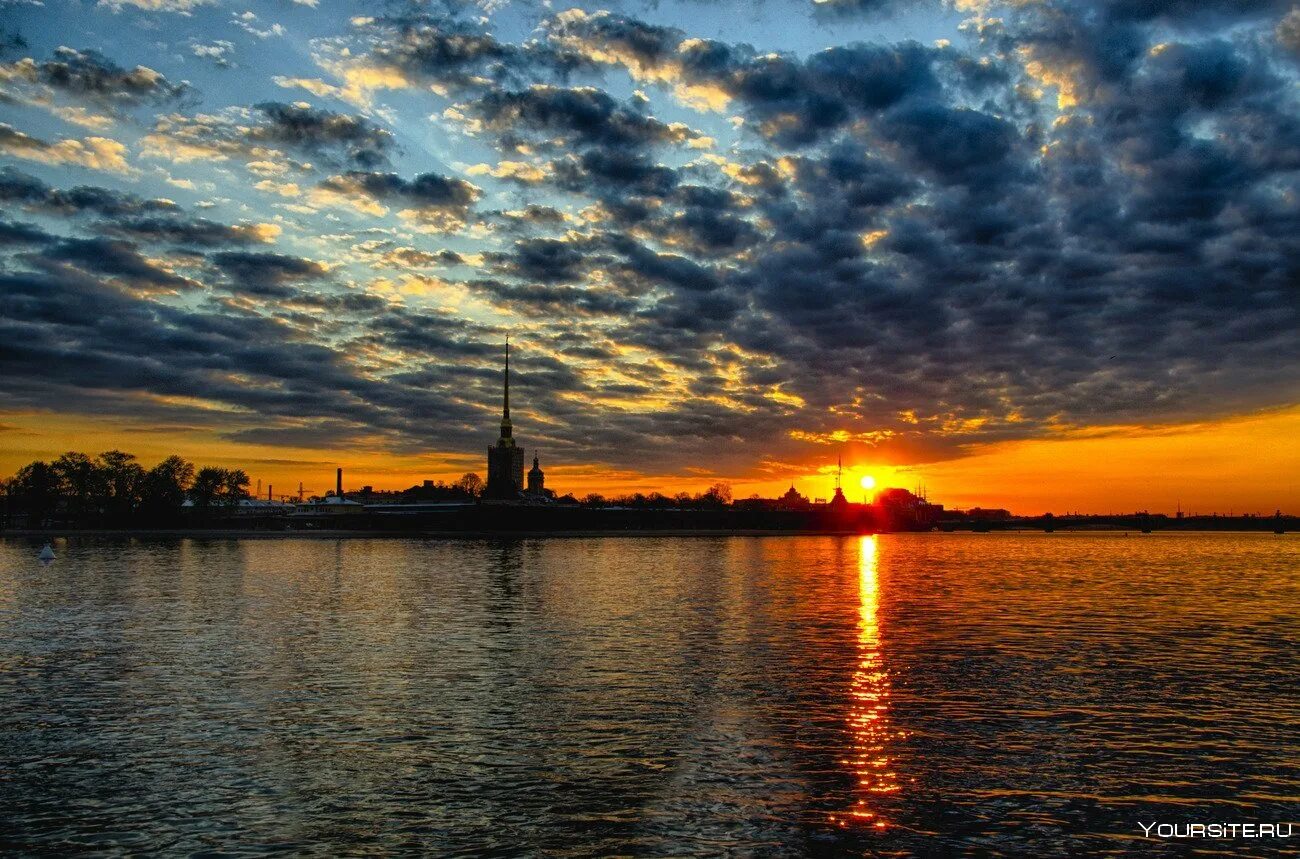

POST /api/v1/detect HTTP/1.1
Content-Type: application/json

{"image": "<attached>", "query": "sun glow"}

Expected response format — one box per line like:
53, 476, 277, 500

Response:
859, 474, 877, 491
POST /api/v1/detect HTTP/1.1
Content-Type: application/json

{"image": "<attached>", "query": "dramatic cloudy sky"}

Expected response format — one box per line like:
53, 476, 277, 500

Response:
1, 0, 1298, 510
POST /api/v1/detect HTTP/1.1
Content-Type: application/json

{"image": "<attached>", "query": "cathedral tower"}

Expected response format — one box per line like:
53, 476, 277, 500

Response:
484, 338, 525, 499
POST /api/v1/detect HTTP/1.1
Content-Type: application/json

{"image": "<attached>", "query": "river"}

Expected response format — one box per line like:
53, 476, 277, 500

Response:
1, 533, 1296, 855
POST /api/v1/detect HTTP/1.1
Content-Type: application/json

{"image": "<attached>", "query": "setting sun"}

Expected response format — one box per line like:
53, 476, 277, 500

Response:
859, 474, 877, 491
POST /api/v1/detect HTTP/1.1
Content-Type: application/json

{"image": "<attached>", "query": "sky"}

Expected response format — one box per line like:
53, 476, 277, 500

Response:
1, 0, 1298, 513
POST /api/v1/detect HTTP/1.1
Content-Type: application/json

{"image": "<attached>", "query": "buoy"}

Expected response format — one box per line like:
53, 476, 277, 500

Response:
38, 543, 56, 562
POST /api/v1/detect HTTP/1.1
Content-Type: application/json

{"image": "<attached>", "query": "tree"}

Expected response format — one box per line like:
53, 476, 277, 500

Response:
141, 455, 194, 514
51, 451, 106, 521
98, 450, 146, 521
697, 482, 733, 508
190, 466, 250, 511
710, 482, 733, 503
191, 467, 225, 509
220, 469, 250, 505
455, 472, 484, 498
6, 461, 58, 526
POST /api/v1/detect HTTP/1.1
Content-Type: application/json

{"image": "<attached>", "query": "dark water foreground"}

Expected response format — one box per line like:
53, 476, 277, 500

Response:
1, 533, 1296, 856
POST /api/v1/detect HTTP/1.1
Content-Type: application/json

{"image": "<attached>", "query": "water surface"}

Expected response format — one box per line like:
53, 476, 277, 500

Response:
1, 533, 1297, 855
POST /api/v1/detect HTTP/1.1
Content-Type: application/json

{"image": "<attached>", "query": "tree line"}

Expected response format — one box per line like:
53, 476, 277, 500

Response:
1, 450, 250, 527
578, 483, 733, 509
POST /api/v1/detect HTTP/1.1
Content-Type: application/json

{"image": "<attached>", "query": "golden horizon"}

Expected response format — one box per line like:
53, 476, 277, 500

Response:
4, 405, 1297, 516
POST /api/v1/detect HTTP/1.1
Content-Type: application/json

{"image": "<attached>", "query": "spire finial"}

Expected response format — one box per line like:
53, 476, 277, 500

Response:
503, 336, 510, 420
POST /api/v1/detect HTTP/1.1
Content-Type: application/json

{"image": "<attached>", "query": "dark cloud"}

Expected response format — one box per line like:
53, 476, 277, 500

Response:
492, 204, 568, 229
471, 278, 639, 319
466, 85, 698, 151
608, 235, 722, 293
1, 46, 192, 108
210, 251, 329, 298
657, 185, 762, 256
556, 149, 679, 198
0, 169, 276, 249
0, 167, 178, 216
97, 216, 277, 247
545, 11, 941, 147
1100, 0, 1291, 24
809, 0, 930, 17
0, 219, 54, 246
336, 10, 589, 96
484, 236, 599, 285
316, 170, 480, 216
142, 103, 395, 170
250, 102, 396, 169
879, 100, 1022, 185
29, 237, 194, 292
674, 38, 943, 146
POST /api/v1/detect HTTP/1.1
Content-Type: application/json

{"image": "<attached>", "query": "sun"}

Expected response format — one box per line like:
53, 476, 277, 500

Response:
859, 474, 876, 491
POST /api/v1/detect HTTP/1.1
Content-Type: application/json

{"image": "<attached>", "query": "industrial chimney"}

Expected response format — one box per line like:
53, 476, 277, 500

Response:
336, 467, 343, 498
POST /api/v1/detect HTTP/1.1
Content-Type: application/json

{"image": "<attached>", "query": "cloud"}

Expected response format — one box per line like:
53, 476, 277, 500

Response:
250, 102, 396, 168
544, 10, 941, 145
1281, 8, 1300, 56
809, 0, 930, 16
466, 160, 550, 184
190, 40, 235, 68
0, 166, 174, 215
0, 168, 280, 248
0, 123, 132, 172
462, 85, 702, 151
141, 103, 394, 170
28, 236, 195, 292
95, 0, 214, 13
231, 11, 284, 39
210, 251, 330, 298
98, 216, 281, 247
0, 219, 55, 247
0, 47, 193, 111
311, 170, 481, 230
290, 11, 590, 107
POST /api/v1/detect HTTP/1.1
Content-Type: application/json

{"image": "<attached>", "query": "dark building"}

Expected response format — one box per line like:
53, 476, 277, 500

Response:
776, 483, 810, 510
484, 339, 525, 500
526, 455, 545, 495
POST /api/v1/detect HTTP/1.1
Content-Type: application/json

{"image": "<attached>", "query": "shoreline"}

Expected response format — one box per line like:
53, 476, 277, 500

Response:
1, 527, 1289, 539
0, 528, 871, 539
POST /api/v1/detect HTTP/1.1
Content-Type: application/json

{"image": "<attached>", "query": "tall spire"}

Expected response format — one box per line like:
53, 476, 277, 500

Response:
498, 336, 513, 442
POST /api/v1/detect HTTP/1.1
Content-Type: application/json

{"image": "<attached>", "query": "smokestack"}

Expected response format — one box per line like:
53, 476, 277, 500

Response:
336, 468, 343, 497
268, 484, 272, 501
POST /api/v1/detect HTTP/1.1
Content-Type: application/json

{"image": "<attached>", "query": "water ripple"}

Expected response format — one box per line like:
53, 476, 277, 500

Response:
1, 533, 1296, 855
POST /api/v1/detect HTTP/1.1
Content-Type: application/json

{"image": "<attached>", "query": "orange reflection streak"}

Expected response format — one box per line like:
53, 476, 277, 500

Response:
830, 535, 900, 830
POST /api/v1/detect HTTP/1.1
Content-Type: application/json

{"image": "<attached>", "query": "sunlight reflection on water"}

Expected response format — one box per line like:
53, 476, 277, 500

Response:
830, 535, 900, 831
